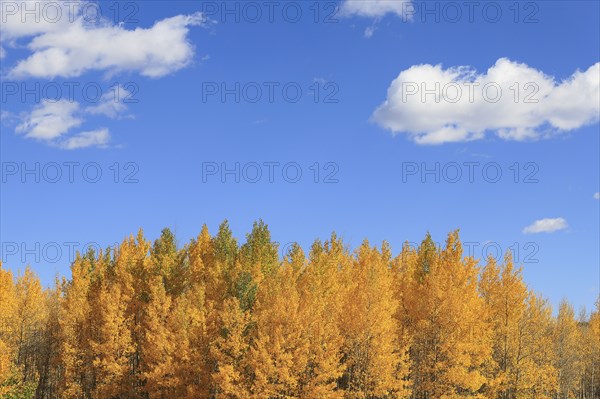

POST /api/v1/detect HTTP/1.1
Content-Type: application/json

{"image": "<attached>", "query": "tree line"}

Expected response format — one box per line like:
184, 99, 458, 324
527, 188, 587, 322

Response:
1, 221, 598, 399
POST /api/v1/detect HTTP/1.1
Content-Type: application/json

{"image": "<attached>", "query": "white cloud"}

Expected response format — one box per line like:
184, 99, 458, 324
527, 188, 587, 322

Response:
59, 128, 110, 150
16, 100, 82, 140
0, 0, 78, 42
373, 58, 600, 144
86, 85, 132, 119
339, 0, 412, 18
13, 89, 132, 148
364, 25, 377, 38
523, 218, 569, 234
2, 0, 205, 79
594, 192, 599, 200
1, 110, 17, 125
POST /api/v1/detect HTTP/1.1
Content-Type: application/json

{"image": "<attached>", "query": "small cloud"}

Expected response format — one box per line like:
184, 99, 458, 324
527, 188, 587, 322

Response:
16, 100, 82, 140
14, 91, 129, 148
59, 129, 110, 150
338, 1, 410, 40
594, 192, 599, 200
364, 25, 377, 38
86, 85, 133, 119
523, 218, 568, 234
1, 110, 18, 126
338, 0, 413, 19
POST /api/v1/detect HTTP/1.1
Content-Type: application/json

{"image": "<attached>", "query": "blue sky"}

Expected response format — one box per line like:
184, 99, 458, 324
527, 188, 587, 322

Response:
1, 0, 599, 312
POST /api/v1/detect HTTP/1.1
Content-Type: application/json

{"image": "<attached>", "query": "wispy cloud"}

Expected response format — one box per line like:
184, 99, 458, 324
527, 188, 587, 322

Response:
14, 87, 132, 149
86, 86, 134, 119
364, 25, 377, 38
523, 218, 569, 234
59, 128, 110, 150
338, 0, 413, 18
16, 100, 82, 141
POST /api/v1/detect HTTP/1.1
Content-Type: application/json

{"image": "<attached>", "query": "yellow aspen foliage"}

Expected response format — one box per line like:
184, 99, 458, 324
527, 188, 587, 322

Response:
0, 262, 16, 333
554, 300, 583, 399
338, 240, 411, 399
248, 246, 309, 398
152, 226, 217, 399
403, 232, 492, 398
296, 237, 346, 399
400, 234, 440, 397
189, 225, 215, 290
393, 241, 426, 398
390, 243, 418, 397
122, 230, 153, 396
588, 301, 600, 397
0, 339, 13, 396
166, 225, 212, 399
211, 297, 252, 398
516, 293, 557, 399
0, 263, 17, 394
240, 220, 280, 279
141, 228, 192, 398
0, 224, 596, 399
421, 232, 491, 398
88, 276, 134, 399
480, 254, 558, 399
479, 252, 529, 397
14, 267, 47, 384
58, 254, 94, 398
36, 278, 63, 398
141, 272, 176, 398
437, 233, 491, 398
151, 228, 186, 297
168, 281, 209, 399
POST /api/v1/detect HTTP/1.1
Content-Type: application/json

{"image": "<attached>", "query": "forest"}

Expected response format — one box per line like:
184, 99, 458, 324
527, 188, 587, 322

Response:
0, 221, 598, 399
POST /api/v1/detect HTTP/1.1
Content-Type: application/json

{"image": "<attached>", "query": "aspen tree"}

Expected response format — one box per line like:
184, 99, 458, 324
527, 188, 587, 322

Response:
88, 274, 134, 399
211, 297, 252, 398
480, 253, 558, 399
13, 267, 46, 385
122, 230, 153, 396
480, 253, 528, 399
554, 300, 581, 399
0, 262, 17, 395
588, 300, 600, 398
295, 236, 346, 399
249, 244, 309, 398
339, 240, 411, 398
58, 253, 94, 398
517, 293, 557, 399
240, 219, 279, 278
169, 279, 209, 398
35, 278, 62, 399
167, 228, 211, 398
141, 272, 176, 398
